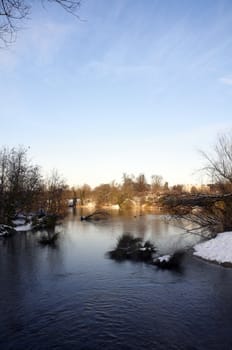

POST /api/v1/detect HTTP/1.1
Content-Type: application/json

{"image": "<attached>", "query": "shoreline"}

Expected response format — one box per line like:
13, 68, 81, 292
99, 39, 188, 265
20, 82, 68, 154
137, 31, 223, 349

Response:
193, 231, 232, 268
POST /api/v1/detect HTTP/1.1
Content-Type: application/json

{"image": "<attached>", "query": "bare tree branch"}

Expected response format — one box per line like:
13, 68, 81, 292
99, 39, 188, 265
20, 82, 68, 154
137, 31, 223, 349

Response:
47, 0, 80, 16
160, 131, 232, 236
0, 0, 81, 46
200, 132, 232, 184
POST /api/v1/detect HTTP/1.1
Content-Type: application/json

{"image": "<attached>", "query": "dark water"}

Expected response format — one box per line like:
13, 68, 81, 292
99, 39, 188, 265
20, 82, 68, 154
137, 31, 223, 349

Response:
1, 211, 232, 350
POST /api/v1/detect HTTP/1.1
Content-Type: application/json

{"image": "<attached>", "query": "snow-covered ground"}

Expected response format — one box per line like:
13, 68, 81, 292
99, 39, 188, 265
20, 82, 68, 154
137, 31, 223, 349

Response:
12, 219, 26, 226
194, 231, 232, 265
15, 223, 32, 232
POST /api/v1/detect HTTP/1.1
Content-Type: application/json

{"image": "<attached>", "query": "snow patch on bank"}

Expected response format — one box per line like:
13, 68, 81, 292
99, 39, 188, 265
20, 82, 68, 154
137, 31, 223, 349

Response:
15, 223, 32, 232
194, 231, 232, 264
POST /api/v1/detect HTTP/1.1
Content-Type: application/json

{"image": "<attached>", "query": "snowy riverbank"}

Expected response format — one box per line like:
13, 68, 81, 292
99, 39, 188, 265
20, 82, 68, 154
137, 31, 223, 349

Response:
194, 231, 232, 266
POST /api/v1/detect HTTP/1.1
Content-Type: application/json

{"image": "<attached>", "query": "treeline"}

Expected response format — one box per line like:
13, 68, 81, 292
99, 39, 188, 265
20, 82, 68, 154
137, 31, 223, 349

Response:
2, 132, 231, 235
0, 145, 193, 224
71, 175, 210, 209
0, 144, 216, 224
72, 174, 168, 208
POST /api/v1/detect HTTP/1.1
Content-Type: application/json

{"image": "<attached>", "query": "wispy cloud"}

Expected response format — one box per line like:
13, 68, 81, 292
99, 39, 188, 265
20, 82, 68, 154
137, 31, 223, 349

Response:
81, 60, 158, 79
21, 19, 75, 66
219, 75, 232, 85
0, 48, 18, 72
0, 18, 74, 71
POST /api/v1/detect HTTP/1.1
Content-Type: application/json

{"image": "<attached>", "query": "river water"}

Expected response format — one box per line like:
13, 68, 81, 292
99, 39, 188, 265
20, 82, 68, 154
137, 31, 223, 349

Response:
1, 210, 232, 350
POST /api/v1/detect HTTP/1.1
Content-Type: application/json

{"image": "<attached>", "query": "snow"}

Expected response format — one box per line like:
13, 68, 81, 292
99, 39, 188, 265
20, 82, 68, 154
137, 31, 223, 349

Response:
0, 224, 17, 236
157, 255, 171, 262
0, 225, 13, 236
12, 219, 26, 226
194, 231, 232, 264
15, 223, 32, 232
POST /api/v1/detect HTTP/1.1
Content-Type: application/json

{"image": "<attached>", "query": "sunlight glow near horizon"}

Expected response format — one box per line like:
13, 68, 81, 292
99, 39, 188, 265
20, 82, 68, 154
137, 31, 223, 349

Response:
1, 0, 232, 187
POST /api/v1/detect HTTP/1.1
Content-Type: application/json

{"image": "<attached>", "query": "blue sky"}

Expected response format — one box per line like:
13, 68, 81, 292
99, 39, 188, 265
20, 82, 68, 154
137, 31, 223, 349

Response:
1, 0, 232, 187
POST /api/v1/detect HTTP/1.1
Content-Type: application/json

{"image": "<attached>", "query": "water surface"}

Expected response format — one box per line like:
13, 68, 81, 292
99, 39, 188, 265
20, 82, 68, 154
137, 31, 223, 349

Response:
0, 211, 232, 349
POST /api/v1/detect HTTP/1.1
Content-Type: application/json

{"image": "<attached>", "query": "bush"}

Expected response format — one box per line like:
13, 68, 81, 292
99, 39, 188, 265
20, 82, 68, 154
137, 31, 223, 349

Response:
109, 233, 156, 262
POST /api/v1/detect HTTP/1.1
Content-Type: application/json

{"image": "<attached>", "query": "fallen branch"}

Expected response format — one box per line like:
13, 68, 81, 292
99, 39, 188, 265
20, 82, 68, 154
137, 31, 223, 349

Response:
81, 210, 110, 221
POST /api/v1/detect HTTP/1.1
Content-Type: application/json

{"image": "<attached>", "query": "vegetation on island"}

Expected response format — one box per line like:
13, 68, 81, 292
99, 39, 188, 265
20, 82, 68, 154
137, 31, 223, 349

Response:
108, 233, 156, 262
108, 233, 185, 269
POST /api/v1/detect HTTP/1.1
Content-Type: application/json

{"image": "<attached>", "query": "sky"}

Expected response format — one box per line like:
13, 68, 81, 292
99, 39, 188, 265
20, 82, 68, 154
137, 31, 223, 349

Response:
1, 0, 232, 188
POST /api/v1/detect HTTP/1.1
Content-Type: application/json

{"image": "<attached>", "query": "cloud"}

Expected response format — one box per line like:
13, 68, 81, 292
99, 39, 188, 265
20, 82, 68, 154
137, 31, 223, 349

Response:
22, 19, 75, 66
0, 48, 18, 72
219, 75, 232, 85
0, 18, 74, 71
81, 60, 158, 80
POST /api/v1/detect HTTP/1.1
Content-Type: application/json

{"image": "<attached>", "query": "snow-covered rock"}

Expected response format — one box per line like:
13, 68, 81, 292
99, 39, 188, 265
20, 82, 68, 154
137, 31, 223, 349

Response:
0, 224, 16, 237
15, 223, 32, 232
194, 231, 232, 265
157, 255, 171, 263
12, 219, 26, 226
153, 251, 184, 269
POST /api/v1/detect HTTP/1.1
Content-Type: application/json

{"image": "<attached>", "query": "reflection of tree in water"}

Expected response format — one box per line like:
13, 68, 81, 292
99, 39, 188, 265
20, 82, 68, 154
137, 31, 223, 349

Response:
150, 216, 168, 236
38, 228, 59, 246
122, 215, 178, 247
121, 214, 148, 240
134, 216, 147, 239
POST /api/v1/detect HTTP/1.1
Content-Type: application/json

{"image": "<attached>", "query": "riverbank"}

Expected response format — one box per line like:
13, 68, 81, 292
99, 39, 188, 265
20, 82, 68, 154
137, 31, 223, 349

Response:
194, 231, 232, 267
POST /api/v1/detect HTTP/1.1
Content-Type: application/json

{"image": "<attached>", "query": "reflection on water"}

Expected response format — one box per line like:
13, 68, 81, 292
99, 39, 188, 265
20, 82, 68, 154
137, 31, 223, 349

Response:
0, 210, 232, 350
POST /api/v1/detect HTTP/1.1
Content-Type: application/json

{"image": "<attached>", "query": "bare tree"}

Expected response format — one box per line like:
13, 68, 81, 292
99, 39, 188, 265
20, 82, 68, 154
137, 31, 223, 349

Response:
201, 132, 232, 186
160, 131, 232, 236
151, 174, 163, 193
44, 169, 68, 216
121, 173, 135, 200
160, 192, 232, 236
76, 184, 92, 206
134, 173, 148, 194
93, 183, 112, 207
0, 147, 9, 220
0, 146, 42, 223
0, 0, 81, 46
